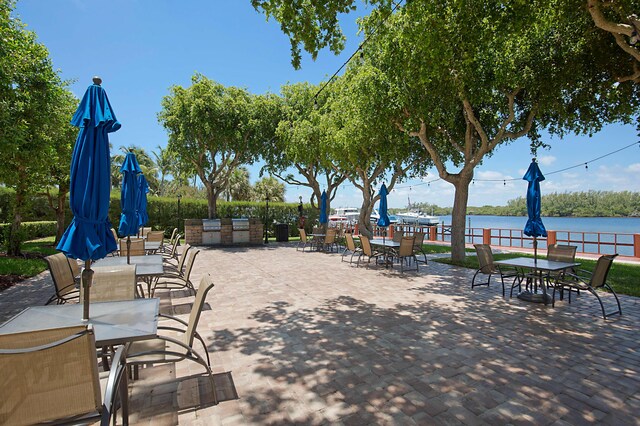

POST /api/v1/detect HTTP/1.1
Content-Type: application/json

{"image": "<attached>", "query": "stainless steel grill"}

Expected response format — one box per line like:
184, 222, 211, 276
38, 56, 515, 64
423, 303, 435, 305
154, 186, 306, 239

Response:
202, 219, 221, 231
232, 218, 250, 230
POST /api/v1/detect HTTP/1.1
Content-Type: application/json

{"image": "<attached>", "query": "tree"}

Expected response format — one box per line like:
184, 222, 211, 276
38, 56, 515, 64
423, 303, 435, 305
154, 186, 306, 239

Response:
263, 82, 346, 225
42, 89, 78, 243
223, 167, 253, 201
253, 0, 639, 260
151, 145, 176, 197
0, 0, 66, 255
324, 62, 430, 237
158, 74, 280, 218
111, 145, 159, 194
253, 176, 286, 202
586, 0, 640, 83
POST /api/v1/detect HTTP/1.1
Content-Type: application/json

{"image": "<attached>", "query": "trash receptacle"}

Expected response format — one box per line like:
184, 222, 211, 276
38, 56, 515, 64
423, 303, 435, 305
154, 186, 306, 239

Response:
275, 223, 289, 242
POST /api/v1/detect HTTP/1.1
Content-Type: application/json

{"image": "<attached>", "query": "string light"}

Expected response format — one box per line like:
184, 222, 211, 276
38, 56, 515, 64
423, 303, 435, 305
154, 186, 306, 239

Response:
585, 163, 588, 170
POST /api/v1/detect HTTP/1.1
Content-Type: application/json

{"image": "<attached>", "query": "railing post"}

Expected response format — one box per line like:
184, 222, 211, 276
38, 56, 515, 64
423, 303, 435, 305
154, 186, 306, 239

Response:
429, 226, 436, 241
483, 228, 491, 245
547, 230, 557, 246
389, 225, 394, 239
354, 223, 359, 236
634, 234, 640, 258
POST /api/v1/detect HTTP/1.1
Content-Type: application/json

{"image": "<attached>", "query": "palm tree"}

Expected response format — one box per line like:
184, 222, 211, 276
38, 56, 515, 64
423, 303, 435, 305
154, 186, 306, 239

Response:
223, 167, 253, 201
253, 176, 285, 202
151, 145, 174, 197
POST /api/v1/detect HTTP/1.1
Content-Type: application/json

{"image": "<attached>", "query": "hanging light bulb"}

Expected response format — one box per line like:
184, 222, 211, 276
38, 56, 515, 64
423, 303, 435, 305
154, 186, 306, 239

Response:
503, 180, 506, 186
585, 163, 588, 170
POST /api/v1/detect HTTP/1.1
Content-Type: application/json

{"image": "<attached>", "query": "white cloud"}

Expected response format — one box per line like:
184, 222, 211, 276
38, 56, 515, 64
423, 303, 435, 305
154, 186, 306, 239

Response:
537, 155, 556, 166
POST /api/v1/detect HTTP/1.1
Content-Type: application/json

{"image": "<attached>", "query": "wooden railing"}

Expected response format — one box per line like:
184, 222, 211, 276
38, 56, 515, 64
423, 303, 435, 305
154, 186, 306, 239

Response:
341, 222, 640, 258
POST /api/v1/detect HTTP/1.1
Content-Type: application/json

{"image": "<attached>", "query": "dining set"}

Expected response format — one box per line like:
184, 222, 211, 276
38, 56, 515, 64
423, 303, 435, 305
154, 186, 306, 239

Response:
298, 227, 429, 273
472, 243, 622, 319
0, 227, 218, 425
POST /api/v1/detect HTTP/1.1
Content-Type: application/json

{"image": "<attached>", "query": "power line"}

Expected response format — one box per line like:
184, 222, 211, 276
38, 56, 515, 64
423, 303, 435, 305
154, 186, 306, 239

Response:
313, 0, 406, 103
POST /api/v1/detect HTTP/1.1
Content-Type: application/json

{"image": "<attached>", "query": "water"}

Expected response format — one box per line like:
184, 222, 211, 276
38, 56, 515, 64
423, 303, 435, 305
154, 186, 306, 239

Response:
438, 215, 640, 256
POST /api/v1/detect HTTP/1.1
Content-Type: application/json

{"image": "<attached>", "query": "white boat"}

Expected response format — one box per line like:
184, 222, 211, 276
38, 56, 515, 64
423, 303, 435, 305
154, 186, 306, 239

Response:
331, 207, 360, 224
395, 211, 440, 226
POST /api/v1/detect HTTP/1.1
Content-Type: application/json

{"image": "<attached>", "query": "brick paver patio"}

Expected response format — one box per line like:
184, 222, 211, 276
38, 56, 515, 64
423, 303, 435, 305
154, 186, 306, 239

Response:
1, 243, 639, 425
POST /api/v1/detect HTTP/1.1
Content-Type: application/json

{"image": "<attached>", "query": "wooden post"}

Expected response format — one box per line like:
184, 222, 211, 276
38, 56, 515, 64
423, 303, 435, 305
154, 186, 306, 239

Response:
634, 234, 640, 258
429, 226, 436, 241
547, 230, 557, 247
483, 228, 491, 245
389, 225, 394, 239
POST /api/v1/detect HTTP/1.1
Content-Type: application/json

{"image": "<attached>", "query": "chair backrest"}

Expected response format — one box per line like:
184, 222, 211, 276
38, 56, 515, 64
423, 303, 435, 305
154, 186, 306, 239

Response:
146, 230, 164, 243
119, 238, 145, 257
167, 228, 178, 244
45, 253, 77, 297
176, 244, 192, 271
67, 257, 81, 278
324, 228, 337, 244
399, 236, 416, 257
392, 230, 404, 243
81, 265, 136, 302
183, 275, 215, 347
345, 232, 357, 251
590, 254, 618, 289
474, 244, 495, 273
413, 231, 426, 249
111, 228, 119, 241
182, 248, 200, 281
547, 244, 577, 263
167, 233, 182, 258
359, 235, 373, 257
140, 227, 152, 237
0, 325, 101, 425
299, 228, 307, 243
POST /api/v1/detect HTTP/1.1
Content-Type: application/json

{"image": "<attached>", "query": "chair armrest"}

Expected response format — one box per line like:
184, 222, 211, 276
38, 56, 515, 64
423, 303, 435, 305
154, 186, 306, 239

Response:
101, 342, 130, 423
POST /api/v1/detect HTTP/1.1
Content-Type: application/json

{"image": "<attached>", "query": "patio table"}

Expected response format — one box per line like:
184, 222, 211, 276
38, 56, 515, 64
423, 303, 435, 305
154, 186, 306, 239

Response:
0, 299, 159, 347
93, 255, 165, 297
494, 257, 580, 304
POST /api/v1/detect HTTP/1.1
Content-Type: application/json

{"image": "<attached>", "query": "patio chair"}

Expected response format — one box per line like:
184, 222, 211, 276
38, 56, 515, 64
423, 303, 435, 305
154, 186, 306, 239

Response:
472, 244, 522, 297
164, 243, 192, 273
321, 228, 339, 252
119, 238, 145, 257
80, 265, 137, 302
0, 325, 129, 426
545, 244, 578, 301
395, 235, 418, 273
551, 254, 621, 319
44, 253, 80, 305
342, 232, 362, 263
162, 232, 183, 262
392, 230, 404, 243
140, 226, 152, 237
127, 274, 218, 404
355, 235, 383, 268
160, 228, 178, 253
297, 228, 312, 252
412, 231, 428, 265
151, 247, 200, 296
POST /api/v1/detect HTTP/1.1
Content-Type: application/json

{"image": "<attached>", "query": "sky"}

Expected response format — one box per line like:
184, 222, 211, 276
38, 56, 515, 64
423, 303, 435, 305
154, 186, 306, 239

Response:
14, 0, 640, 209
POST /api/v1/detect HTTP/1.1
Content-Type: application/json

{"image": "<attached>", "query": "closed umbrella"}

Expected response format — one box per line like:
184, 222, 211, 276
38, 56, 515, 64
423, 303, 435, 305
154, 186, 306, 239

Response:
56, 77, 119, 320
137, 173, 149, 232
319, 190, 328, 225
118, 150, 142, 264
523, 158, 547, 263
377, 183, 391, 243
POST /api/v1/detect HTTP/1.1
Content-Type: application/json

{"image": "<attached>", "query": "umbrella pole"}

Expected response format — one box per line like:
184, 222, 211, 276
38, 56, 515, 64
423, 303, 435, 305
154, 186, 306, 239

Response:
127, 235, 131, 264
82, 260, 93, 321
533, 237, 538, 264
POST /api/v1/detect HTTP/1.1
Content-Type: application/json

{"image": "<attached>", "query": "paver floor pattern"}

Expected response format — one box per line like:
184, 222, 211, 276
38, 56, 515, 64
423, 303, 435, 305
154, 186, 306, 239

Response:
1, 244, 639, 425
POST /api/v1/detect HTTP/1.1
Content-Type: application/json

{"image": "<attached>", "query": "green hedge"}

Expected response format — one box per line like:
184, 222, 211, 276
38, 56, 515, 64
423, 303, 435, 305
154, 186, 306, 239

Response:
0, 188, 319, 238
0, 221, 57, 246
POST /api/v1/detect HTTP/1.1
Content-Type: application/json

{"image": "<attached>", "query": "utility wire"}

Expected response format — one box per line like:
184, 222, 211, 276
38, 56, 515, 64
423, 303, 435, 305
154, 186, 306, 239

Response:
313, 0, 405, 103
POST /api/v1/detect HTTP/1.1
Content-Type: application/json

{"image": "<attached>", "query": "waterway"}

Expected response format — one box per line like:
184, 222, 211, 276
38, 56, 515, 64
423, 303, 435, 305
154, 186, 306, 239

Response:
437, 215, 640, 256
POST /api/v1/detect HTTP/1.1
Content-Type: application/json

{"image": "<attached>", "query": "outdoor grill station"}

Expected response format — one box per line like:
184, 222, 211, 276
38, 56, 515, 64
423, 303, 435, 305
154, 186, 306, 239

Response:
184, 218, 264, 246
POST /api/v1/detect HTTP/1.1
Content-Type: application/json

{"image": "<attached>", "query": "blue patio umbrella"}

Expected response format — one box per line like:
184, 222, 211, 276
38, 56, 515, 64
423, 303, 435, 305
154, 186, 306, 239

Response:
319, 190, 328, 225
56, 77, 120, 320
523, 158, 547, 263
376, 183, 391, 228
118, 150, 142, 264
137, 173, 149, 231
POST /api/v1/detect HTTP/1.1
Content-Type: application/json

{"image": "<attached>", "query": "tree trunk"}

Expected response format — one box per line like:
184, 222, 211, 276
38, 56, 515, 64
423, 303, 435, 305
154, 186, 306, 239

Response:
55, 192, 66, 244
7, 187, 25, 256
358, 197, 374, 238
206, 184, 217, 218
450, 175, 473, 262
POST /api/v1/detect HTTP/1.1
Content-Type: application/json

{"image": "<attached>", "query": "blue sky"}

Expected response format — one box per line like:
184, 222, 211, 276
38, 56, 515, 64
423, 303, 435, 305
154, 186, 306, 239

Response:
15, 0, 640, 209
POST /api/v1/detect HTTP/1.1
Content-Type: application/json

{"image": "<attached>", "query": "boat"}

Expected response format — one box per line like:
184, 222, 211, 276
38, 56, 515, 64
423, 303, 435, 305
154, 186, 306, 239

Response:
395, 211, 440, 226
331, 207, 360, 224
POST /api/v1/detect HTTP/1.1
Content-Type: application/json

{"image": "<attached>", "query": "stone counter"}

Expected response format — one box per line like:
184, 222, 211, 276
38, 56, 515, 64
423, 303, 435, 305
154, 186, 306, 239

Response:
184, 218, 264, 246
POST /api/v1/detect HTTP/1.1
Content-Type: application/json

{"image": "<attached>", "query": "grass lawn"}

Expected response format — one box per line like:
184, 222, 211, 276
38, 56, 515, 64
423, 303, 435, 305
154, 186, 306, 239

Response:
433, 249, 640, 298
0, 237, 57, 278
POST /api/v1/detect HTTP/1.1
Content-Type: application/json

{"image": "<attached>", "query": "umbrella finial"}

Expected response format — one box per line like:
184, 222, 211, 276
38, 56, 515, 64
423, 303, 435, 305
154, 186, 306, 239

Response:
92, 76, 102, 85
532, 157, 537, 163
